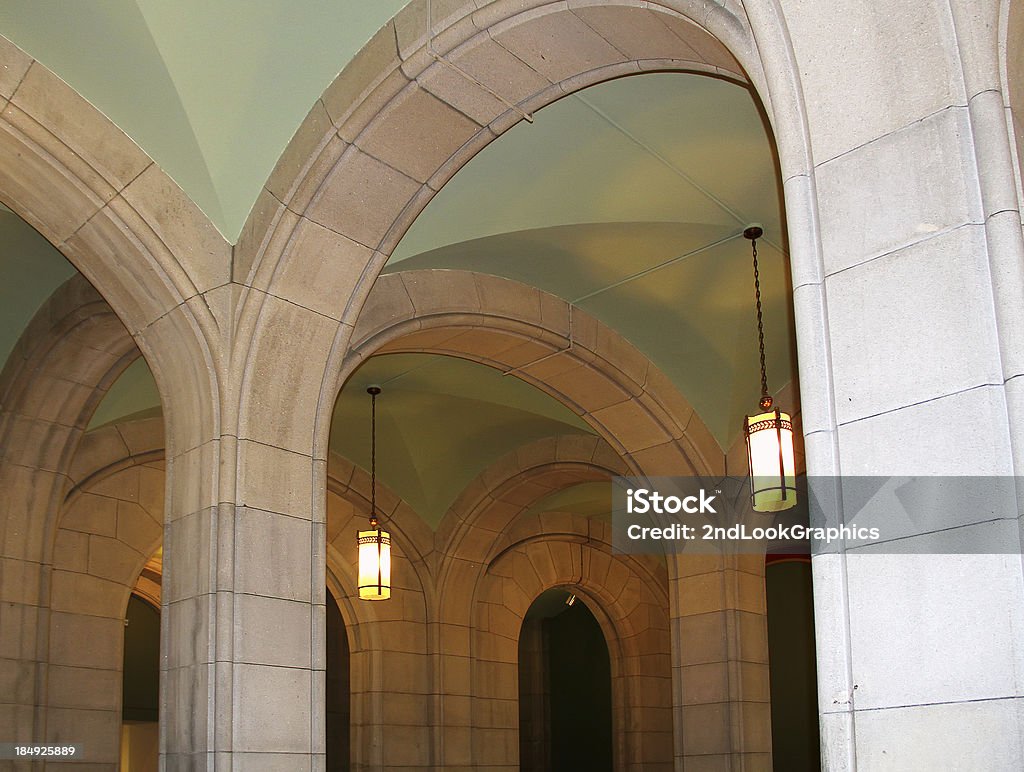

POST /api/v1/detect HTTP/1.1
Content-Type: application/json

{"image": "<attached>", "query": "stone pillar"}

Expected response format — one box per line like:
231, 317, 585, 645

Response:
158, 294, 334, 770
778, 0, 1024, 767
668, 553, 772, 771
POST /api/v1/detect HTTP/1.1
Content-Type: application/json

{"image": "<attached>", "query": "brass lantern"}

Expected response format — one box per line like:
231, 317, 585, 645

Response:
742, 227, 797, 512
357, 386, 391, 600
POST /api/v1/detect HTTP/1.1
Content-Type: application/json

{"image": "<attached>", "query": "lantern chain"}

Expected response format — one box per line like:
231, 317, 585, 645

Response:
745, 227, 773, 411
368, 386, 380, 528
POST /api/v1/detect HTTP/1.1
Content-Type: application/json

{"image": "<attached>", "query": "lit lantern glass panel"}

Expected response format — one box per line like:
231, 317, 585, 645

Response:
357, 529, 391, 600
745, 409, 797, 512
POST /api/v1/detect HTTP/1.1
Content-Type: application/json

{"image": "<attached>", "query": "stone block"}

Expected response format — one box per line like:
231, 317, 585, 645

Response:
235, 293, 339, 455
680, 701, 730, 755
846, 553, 1024, 710
236, 441, 315, 519
491, 8, 625, 84
853, 698, 1024, 770
323, 21, 402, 127
87, 533, 144, 585
784, 0, 964, 162
268, 217, 373, 321
50, 570, 125, 617
116, 500, 162, 557
46, 665, 120, 711
233, 663, 312, 754
234, 593, 313, 669
817, 107, 978, 275
0, 35, 31, 100
306, 146, 422, 251
827, 225, 1001, 424
234, 508, 313, 602
49, 612, 123, 670
12, 63, 150, 192
355, 84, 481, 184
118, 163, 230, 294
0, 106, 104, 243
45, 707, 120, 762
837, 385, 1013, 476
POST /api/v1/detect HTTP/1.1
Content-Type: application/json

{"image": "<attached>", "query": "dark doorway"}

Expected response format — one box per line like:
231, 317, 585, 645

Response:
326, 590, 351, 771
519, 589, 613, 771
766, 557, 821, 771
121, 594, 159, 771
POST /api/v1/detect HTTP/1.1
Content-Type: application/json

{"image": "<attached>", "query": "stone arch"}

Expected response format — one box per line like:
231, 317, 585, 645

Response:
425, 434, 671, 768
436, 433, 629, 567
0, 36, 225, 458
52, 411, 443, 771
222, 0, 825, 506
0, 45, 227, 757
342, 270, 720, 477
471, 533, 672, 770
1, 275, 139, 560
0, 275, 145, 745
220, 9, 822, 760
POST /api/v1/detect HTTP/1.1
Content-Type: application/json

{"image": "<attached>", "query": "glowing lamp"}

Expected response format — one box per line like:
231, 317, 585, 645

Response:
357, 527, 391, 600
745, 400, 797, 511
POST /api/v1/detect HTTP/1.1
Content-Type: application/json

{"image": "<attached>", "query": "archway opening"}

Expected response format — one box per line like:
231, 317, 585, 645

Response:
326, 589, 352, 771
519, 589, 613, 772
121, 593, 160, 772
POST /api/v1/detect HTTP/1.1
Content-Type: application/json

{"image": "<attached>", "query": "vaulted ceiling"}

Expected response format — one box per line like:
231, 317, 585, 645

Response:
0, 3, 794, 526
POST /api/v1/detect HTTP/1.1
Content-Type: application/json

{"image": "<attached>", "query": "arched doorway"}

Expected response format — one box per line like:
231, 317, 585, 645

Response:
519, 589, 613, 772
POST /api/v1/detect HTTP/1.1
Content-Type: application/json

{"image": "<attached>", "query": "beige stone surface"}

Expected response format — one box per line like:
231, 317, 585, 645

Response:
12, 63, 150, 193
0, 34, 31, 99
305, 145, 422, 250
355, 84, 482, 184
268, 217, 374, 322
492, 8, 626, 84
323, 20, 403, 127
234, 507, 314, 602
118, 164, 230, 295
236, 292, 339, 454
782, 0, 965, 163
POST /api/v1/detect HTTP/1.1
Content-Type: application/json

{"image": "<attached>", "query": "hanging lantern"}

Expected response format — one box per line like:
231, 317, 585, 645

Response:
743, 226, 797, 512
357, 386, 391, 600
357, 527, 391, 601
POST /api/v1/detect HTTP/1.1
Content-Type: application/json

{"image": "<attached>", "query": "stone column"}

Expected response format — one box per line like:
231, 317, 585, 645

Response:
668, 553, 772, 771
778, 0, 1024, 767
158, 292, 335, 770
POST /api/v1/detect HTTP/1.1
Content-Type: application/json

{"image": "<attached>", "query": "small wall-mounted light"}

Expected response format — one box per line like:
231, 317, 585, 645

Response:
742, 227, 797, 512
358, 386, 391, 600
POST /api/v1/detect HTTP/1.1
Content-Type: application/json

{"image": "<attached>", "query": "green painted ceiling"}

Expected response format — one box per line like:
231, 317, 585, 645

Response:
0, 203, 76, 368
333, 353, 594, 527
87, 356, 162, 431
386, 73, 792, 446
0, 0, 407, 241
